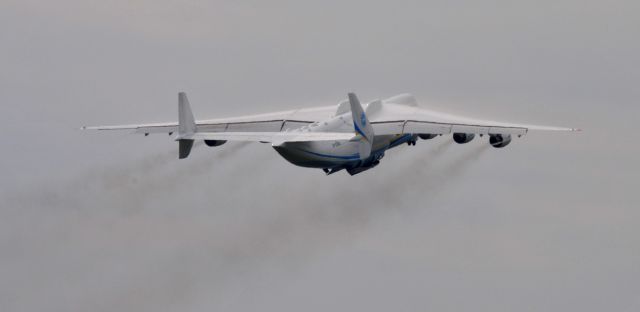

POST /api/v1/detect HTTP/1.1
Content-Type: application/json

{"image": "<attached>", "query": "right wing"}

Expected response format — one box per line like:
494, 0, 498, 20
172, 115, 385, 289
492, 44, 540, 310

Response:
82, 92, 352, 158
82, 107, 336, 135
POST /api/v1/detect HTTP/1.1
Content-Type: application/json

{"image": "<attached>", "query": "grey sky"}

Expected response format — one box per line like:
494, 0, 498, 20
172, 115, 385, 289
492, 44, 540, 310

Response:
1, 1, 638, 311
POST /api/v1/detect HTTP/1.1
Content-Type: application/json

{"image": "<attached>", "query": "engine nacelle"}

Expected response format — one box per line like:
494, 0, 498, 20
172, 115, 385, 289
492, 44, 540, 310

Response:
489, 134, 512, 148
204, 140, 227, 147
418, 134, 438, 140
453, 133, 475, 144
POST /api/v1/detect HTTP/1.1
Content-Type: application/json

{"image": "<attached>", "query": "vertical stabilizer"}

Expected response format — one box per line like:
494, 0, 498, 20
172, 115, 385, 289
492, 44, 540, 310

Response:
178, 92, 196, 136
348, 93, 374, 160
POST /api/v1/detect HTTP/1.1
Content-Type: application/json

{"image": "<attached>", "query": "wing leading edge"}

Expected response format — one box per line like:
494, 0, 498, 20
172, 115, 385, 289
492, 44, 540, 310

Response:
369, 96, 579, 137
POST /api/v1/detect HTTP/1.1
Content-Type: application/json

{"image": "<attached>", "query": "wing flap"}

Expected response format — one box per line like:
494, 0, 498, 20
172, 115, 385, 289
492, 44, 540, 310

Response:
405, 122, 452, 135
82, 123, 178, 134
372, 121, 531, 136
372, 122, 404, 135
83, 120, 312, 135
372, 120, 570, 136
225, 120, 284, 132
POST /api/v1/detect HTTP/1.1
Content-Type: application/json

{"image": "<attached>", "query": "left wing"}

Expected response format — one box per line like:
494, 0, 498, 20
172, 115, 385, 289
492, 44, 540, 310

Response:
370, 94, 580, 137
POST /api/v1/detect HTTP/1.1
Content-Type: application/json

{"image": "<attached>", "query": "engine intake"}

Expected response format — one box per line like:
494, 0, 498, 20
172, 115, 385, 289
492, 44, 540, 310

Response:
489, 134, 512, 148
418, 134, 438, 140
204, 140, 227, 147
453, 133, 475, 144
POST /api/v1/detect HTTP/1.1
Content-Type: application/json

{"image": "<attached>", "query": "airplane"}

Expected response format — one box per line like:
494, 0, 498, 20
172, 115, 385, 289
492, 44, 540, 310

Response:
82, 92, 579, 175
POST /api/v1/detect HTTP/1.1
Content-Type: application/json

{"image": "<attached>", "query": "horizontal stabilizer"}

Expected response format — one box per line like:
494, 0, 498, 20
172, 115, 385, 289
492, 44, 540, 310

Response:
187, 131, 355, 146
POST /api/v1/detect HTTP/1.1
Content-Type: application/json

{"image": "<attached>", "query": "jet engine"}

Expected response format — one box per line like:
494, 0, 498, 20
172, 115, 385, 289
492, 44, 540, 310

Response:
204, 140, 227, 147
418, 134, 438, 140
453, 133, 475, 144
489, 134, 512, 148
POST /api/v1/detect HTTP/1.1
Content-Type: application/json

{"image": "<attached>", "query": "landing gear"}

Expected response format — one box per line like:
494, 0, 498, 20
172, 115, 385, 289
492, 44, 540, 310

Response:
323, 167, 344, 175
407, 134, 419, 146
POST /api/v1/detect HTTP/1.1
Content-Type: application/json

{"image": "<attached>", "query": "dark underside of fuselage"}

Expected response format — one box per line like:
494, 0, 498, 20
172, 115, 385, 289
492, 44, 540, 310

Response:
272, 144, 355, 169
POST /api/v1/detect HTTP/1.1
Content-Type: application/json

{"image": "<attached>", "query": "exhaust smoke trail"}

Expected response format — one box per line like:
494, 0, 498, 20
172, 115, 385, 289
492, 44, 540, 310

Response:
91, 141, 206, 192
395, 143, 490, 208
94, 141, 247, 191
0, 141, 265, 311
162, 140, 491, 297
1, 141, 251, 221
1, 138, 491, 312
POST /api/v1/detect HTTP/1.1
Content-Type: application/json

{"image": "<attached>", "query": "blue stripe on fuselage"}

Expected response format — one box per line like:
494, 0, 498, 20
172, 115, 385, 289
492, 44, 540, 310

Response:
388, 134, 413, 148
294, 134, 413, 161
295, 148, 361, 160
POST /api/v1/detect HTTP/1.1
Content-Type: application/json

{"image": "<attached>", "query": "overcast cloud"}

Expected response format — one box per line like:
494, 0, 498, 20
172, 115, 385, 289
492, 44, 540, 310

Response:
1, 1, 639, 311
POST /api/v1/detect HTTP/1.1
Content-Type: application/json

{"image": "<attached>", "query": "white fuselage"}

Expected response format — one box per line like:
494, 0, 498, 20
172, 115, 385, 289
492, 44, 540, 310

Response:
272, 112, 413, 172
